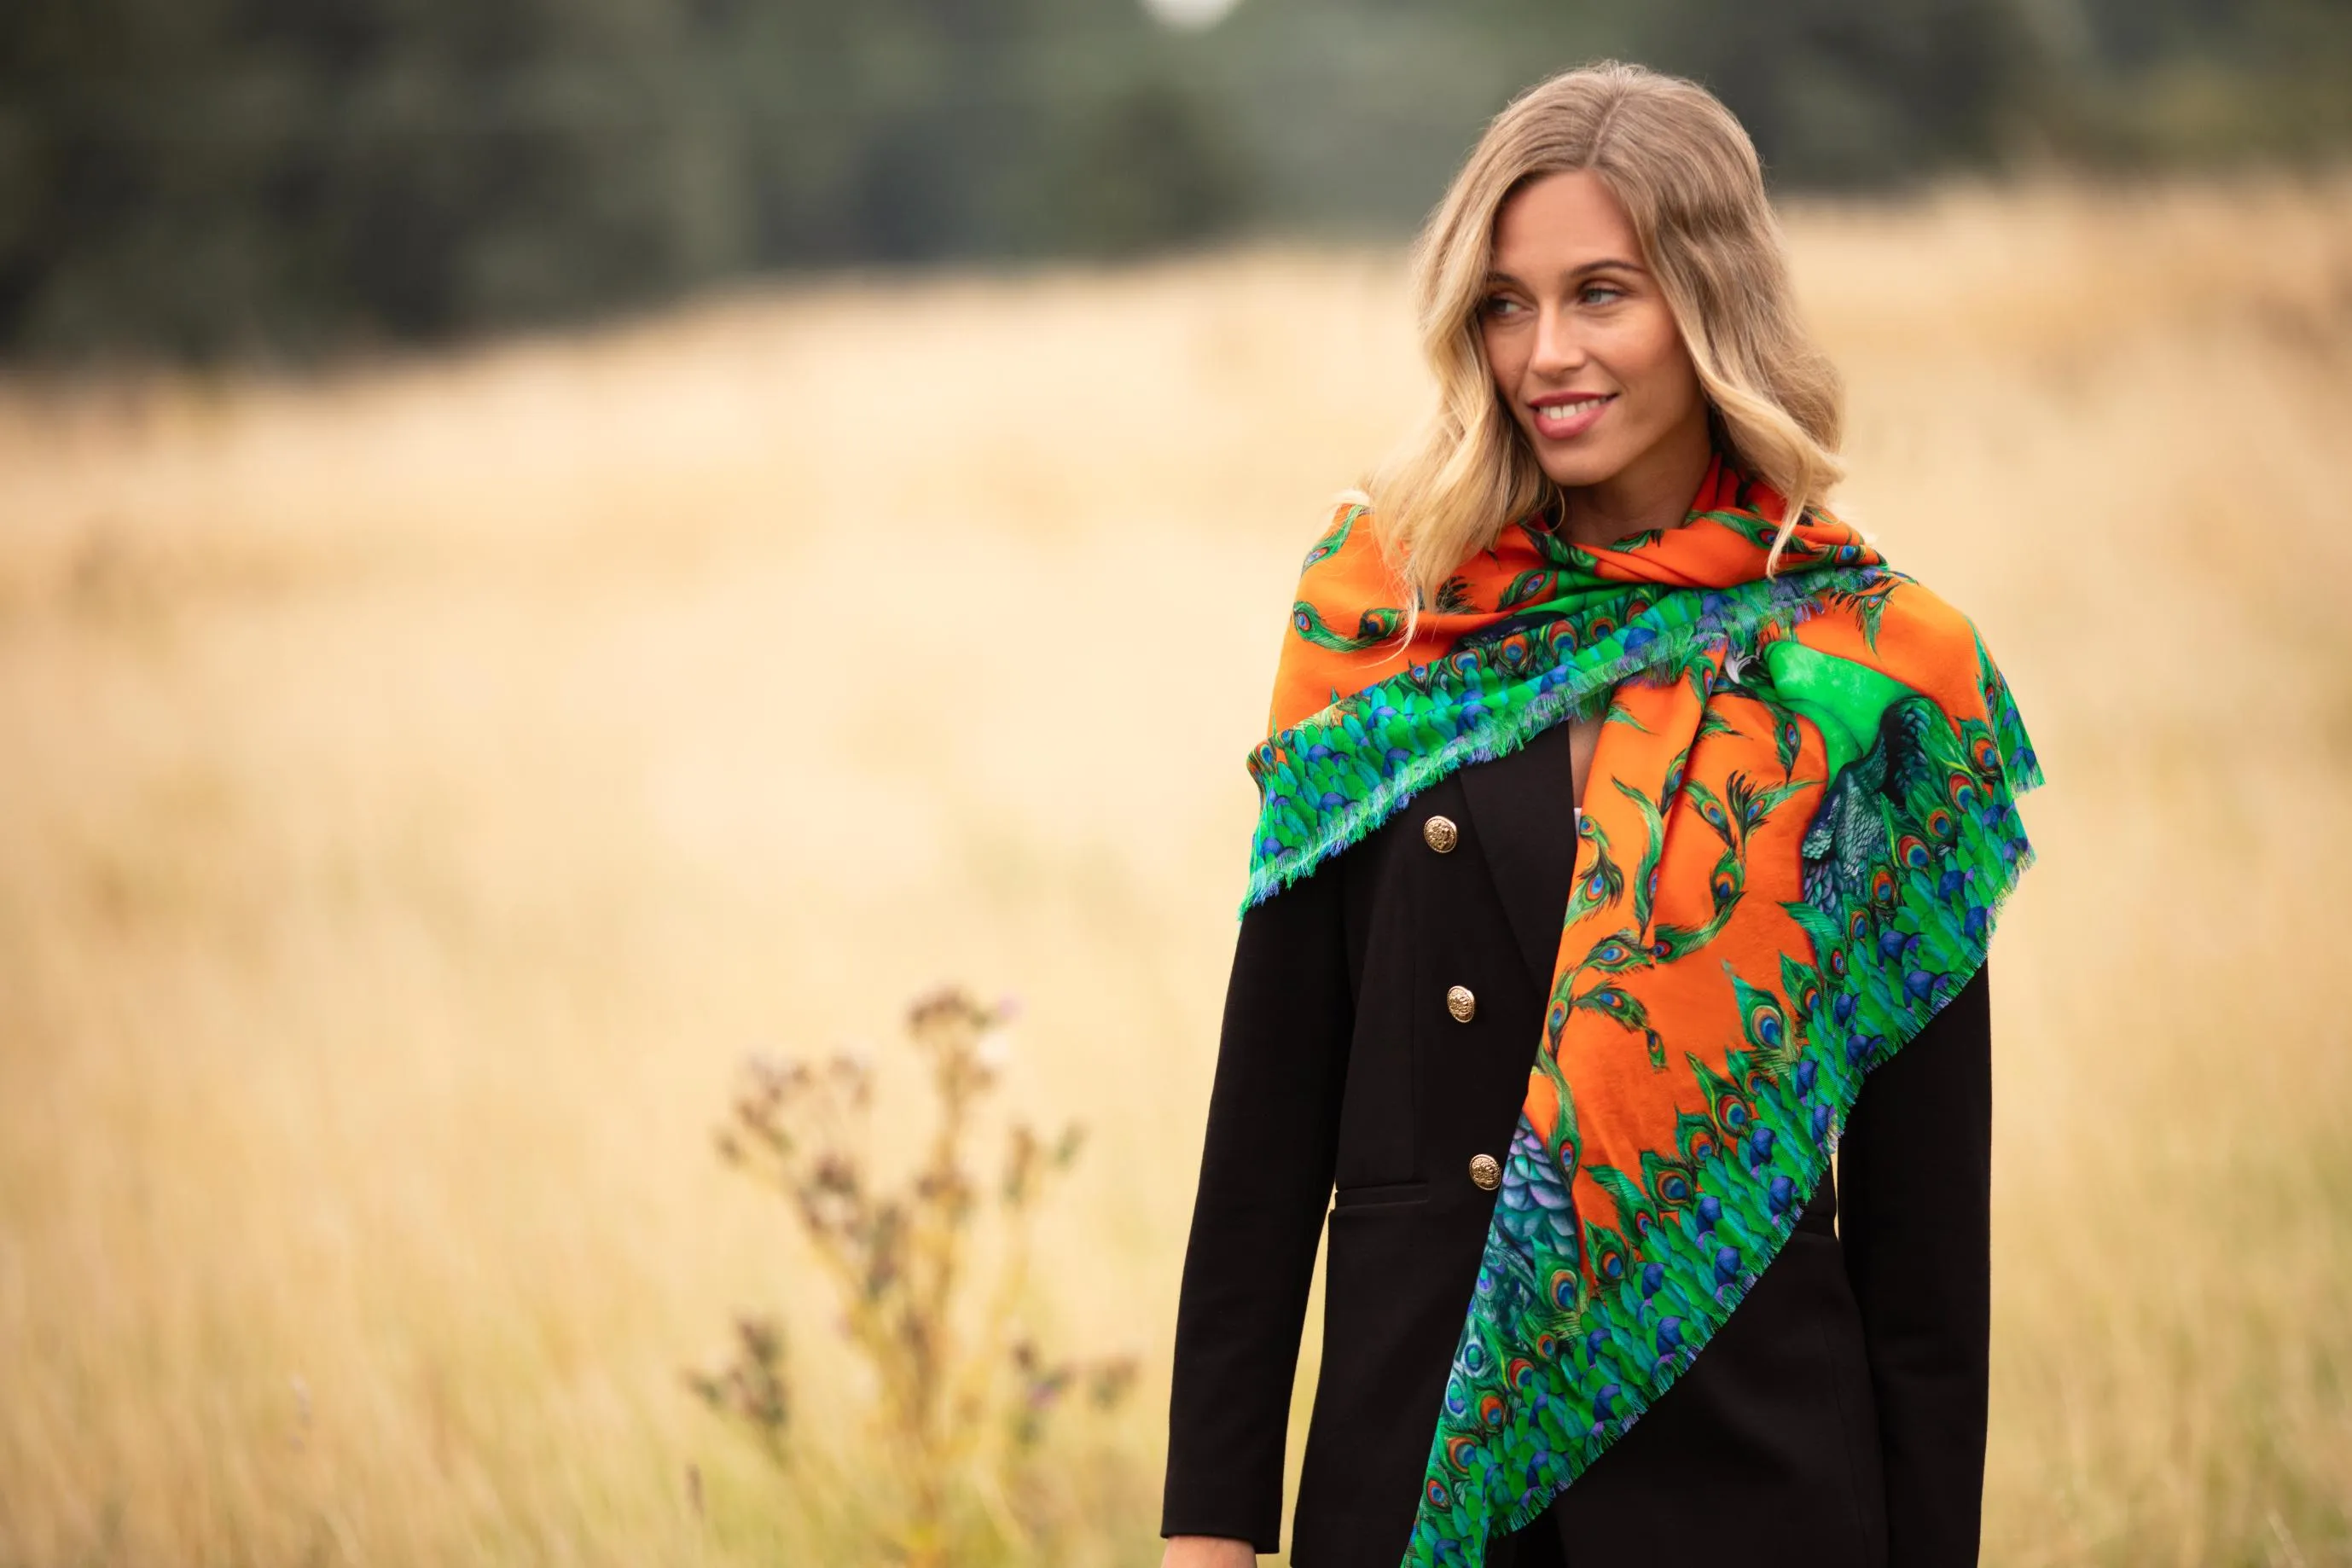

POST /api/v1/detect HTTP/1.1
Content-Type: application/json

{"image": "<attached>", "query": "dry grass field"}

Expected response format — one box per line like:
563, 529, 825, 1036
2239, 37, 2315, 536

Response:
3, 173, 2350, 1566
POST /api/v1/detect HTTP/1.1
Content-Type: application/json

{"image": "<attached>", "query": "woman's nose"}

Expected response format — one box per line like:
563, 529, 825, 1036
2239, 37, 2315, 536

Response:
1529, 305, 1586, 376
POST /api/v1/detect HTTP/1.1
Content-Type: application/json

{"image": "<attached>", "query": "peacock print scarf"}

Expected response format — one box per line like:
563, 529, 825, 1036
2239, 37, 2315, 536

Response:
1243, 451, 2042, 1566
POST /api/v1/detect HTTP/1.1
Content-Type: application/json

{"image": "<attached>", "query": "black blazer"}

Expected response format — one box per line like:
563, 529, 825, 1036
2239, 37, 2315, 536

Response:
1162, 717, 1992, 1568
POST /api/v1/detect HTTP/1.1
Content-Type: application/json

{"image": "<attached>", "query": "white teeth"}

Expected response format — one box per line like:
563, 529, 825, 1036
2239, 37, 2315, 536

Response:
1541, 398, 1608, 418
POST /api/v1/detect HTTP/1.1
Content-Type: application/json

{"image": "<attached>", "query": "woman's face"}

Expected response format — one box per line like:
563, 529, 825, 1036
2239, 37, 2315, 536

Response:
1478, 169, 1709, 501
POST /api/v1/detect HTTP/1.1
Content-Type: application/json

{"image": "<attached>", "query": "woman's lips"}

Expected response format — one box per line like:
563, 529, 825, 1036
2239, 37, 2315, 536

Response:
1530, 392, 1615, 440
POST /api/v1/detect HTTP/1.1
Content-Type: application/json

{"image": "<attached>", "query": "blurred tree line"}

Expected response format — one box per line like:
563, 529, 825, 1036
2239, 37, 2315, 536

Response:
2, 0, 2346, 361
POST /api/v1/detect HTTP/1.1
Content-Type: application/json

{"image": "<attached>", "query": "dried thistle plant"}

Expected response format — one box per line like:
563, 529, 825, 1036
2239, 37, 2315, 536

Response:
687, 985, 1135, 1564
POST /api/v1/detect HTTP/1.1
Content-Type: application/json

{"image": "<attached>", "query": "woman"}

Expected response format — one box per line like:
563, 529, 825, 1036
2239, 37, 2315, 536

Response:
1159, 61, 2042, 1568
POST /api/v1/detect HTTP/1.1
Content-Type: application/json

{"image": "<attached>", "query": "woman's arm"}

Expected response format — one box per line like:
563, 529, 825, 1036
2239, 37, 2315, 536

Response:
1836, 960, 1994, 1567
1160, 856, 1356, 1554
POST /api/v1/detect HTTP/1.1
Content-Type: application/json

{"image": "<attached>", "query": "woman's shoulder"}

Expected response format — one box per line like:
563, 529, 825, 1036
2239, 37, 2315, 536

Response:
1818, 562, 2040, 787
1293, 487, 1383, 582
1869, 568, 1998, 673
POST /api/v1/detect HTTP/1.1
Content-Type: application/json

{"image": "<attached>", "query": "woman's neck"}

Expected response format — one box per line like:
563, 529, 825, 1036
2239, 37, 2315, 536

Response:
1556, 417, 1716, 550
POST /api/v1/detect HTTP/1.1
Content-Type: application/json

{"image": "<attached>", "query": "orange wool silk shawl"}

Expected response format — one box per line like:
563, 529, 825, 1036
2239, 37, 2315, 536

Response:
1240, 453, 2042, 1565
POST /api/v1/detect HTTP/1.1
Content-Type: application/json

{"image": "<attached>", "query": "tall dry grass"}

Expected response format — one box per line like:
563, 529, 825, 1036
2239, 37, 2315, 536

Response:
2, 172, 2349, 1565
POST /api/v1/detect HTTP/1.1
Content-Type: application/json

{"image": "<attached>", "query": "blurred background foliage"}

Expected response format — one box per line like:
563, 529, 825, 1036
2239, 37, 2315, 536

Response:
3, 0, 2348, 362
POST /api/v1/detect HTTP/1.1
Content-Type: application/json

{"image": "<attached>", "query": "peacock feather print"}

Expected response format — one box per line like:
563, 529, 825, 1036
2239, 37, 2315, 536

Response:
1300, 499, 1366, 573
1290, 600, 1406, 653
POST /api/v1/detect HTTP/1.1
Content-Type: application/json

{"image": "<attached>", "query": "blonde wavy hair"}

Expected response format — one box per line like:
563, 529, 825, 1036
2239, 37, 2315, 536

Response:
1364, 60, 1844, 614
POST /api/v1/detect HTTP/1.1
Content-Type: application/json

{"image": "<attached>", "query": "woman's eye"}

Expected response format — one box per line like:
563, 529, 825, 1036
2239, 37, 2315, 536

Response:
1482, 295, 1524, 318
1579, 283, 1625, 305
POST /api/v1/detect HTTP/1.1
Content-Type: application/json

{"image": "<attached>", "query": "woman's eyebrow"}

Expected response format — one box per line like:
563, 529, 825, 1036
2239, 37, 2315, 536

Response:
1484, 258, 1648, 286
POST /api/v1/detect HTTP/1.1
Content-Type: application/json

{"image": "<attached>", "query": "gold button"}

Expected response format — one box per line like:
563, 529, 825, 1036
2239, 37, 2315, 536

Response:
1422, 815, 1460, 853
1469, 1153, 1501, 1191
1446, 984, 1476, 1023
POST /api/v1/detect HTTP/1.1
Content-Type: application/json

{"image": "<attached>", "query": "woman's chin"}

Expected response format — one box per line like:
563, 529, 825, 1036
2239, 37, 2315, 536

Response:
1529, 419, 1701, 497
1535, 449, 1634, 491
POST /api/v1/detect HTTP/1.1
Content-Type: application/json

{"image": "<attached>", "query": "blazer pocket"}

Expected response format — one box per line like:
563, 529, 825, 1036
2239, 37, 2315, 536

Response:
1332, 1180, 1430, 1210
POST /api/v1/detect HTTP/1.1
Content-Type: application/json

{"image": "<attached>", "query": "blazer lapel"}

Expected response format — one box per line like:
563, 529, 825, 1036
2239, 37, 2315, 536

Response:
1455, 720, 1582, 996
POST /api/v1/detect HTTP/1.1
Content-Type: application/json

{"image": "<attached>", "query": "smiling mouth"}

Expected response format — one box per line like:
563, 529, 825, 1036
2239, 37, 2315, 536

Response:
1530, 393, 1615, 436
